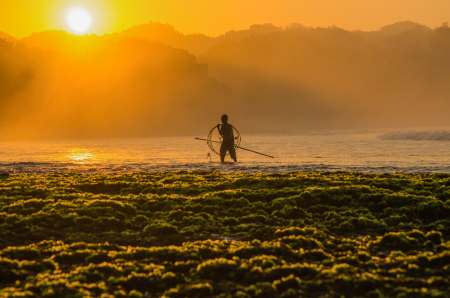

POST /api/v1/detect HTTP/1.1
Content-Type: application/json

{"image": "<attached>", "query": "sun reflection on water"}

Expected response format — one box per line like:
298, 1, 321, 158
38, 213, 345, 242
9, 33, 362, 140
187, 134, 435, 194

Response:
66, 148, 98, 164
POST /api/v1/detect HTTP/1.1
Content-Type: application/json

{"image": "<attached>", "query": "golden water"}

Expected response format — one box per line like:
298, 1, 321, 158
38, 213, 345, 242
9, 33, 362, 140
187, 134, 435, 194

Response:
1, 129, 449, 174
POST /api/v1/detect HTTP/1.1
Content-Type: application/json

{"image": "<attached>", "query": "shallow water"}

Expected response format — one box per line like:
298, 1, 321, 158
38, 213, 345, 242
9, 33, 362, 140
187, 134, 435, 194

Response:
0, 129, 449, 174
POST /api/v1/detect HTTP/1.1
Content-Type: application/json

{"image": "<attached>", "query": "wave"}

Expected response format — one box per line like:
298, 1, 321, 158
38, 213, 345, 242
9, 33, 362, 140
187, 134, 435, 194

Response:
379, 130, 450, 141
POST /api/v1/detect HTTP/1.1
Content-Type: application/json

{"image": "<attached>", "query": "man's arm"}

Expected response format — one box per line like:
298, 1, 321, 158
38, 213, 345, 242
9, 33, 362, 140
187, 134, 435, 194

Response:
216, 124, 223, 135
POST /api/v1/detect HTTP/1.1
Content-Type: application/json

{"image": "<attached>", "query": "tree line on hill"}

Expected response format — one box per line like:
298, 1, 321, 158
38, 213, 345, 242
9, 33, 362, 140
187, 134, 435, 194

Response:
0, 21, 449, 139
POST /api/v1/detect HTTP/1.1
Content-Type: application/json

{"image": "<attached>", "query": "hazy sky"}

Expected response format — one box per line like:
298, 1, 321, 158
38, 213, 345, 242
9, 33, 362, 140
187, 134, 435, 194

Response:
1, 0, 449, 38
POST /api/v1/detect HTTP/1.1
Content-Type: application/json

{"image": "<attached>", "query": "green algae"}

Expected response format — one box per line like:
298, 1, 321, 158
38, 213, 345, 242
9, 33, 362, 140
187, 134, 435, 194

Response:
1, 239, 449, 297
0, 171, 449, 297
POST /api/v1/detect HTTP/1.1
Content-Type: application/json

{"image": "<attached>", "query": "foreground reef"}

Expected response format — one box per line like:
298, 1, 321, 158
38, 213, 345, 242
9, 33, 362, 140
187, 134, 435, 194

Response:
0, 171, 449, 297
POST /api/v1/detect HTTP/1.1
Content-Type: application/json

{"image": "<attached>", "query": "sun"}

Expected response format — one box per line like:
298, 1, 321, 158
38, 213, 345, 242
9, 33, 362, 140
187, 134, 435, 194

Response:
67, 8, 92, 33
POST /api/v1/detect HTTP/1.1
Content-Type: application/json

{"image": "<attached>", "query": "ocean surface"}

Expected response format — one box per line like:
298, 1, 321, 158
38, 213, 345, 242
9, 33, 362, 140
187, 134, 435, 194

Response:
1, 129, 450, 174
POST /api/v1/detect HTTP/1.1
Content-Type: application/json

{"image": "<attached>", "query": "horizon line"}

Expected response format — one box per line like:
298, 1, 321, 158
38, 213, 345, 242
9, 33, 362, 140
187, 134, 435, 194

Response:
0, 19, 438, 40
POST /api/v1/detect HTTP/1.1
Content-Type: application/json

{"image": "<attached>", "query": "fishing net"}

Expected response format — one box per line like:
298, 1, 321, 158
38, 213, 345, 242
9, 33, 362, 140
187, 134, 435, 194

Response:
207, 125, 241, 155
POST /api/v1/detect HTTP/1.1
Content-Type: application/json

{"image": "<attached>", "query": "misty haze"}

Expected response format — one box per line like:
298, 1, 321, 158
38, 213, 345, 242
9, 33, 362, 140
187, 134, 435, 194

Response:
3, 2, 450, 296
1, 21, 450, 140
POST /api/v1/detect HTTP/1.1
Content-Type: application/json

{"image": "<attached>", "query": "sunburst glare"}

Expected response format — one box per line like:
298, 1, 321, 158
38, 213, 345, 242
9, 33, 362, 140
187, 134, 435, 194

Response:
66, 148, 97, 164
67, 8, 92, 33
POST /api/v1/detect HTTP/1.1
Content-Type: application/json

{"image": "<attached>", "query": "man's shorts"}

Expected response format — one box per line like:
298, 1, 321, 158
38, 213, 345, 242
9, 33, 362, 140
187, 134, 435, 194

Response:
220, 139, 237, 160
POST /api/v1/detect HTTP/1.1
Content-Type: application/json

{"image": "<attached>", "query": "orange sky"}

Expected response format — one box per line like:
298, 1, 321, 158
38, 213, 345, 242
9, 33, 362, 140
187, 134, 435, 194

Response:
1, 0, 449, 38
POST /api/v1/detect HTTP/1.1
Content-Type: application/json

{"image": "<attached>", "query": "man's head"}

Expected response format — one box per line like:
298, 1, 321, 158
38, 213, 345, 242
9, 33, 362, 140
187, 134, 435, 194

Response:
221, 114, 228, 124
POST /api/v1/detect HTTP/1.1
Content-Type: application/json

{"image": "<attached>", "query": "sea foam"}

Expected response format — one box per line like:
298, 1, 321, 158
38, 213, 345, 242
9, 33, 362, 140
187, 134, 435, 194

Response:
379, 130, 450, 141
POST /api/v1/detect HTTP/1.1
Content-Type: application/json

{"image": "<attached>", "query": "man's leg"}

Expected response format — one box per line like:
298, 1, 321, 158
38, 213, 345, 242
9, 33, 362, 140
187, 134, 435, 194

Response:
228, 143, 237, 162
220, 142, 227, 162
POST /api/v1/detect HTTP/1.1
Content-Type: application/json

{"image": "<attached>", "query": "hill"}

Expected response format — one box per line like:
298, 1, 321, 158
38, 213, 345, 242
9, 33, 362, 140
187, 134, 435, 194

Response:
19, 22, 285, 56
0, 31, 17, 43
2, 21, 450, 139
0, 36, 230, 140
353, 21, 432, 39
199, 23, 450, 131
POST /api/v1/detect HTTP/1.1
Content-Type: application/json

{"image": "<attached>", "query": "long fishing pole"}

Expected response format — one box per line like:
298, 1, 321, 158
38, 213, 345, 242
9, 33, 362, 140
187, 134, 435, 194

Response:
195, 138, 274, 158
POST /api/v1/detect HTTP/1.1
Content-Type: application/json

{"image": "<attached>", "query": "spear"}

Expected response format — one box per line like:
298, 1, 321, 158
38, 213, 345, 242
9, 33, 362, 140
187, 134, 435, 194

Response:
195, 138, 274, 158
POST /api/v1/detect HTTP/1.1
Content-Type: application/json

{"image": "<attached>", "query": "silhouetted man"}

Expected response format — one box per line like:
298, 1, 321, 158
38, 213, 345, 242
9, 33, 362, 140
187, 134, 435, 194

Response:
217, 115, 237, 162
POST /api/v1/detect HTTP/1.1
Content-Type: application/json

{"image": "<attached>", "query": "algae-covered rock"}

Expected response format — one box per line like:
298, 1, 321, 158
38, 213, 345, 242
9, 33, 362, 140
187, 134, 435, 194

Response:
166, 283, 213, 298
129, 290, 144, 298
299, 249, 332, 262
417, 199, 449, 221
408, 229, 427, 242
75, 215, 95, 229
273, 227, 313, 238
338, 221, 354, 233
144, 222, 178, 236
196, 258, 238, 280
278, 235, 322, 250
271, 197, 297, 210
1, 247, 41, 261
272, 274, 301, 291
1, 172, 450, 297
370, 232, 419, 252
222, 217, 239, 226
124, 272, 162, 293
426, 231, 442, 244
